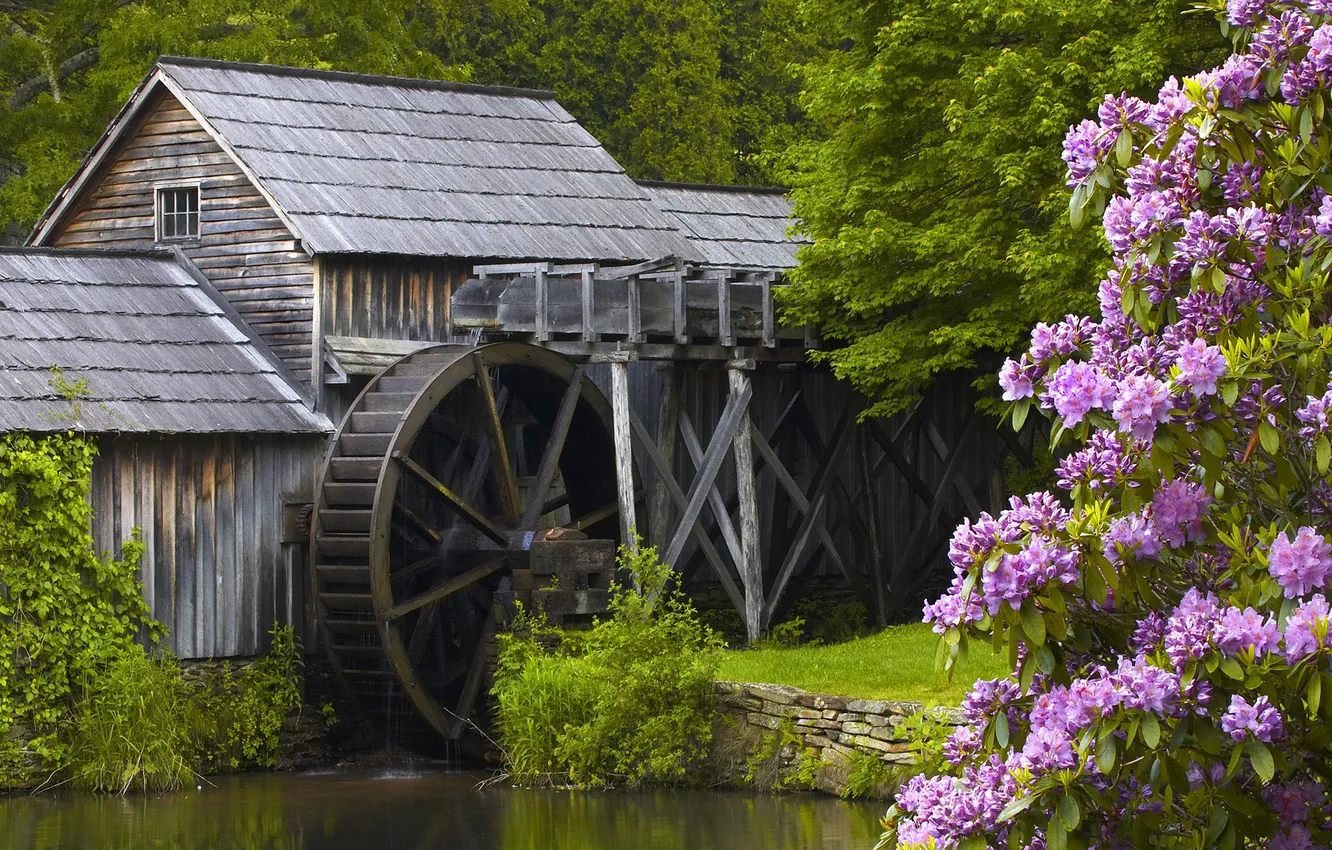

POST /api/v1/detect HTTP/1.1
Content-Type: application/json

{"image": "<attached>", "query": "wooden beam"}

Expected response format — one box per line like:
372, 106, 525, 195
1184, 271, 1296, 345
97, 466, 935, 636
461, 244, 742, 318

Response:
610, 361, 639, 545
923, 419, 984, 517
381, 557, 508, 622
678, 412, 745, 577
649, 363, 682, 552
627, 408, 746, 615
672, 268, 688, 344
534, 267, 550, 342
729, 366, 763, 642
600, 256, 677, 279
717, 273, 734, 346
628, 274, 644, 343
661, 383, 753, 569
448, 605, 499, 739
890, 413, 983, 602
581, 268, 596, 342
760, 275, 775, 348
519, 366, 585, 529
866, 414, 934, 508
473, 354, 521, 526
764, 407, 856, 622
394, 453, 507, 546
748, 427, 852, 582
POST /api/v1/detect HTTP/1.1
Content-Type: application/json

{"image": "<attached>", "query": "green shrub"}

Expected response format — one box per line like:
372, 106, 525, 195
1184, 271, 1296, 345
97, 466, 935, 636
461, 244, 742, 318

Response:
192, 625, 305, 772
493, 542, 724, 788
0, 430, 152, 784
66, 645, 194, 793
839, 749, 903, 800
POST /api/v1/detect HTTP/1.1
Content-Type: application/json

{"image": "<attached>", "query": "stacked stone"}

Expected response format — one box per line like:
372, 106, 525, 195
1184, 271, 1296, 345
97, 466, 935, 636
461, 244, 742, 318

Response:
715, 681, 964, 770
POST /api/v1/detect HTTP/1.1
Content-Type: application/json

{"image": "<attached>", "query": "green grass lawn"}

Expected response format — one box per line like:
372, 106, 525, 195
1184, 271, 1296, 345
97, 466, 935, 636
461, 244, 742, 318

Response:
716, 623, 1011, 706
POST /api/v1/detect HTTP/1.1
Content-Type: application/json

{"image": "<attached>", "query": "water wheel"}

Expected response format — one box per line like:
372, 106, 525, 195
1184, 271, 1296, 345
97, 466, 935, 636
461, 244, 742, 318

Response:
310, 342, 621, 746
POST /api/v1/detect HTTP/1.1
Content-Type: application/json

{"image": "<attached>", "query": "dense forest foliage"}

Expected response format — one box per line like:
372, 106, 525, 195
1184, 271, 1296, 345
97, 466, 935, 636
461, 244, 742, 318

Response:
1, 0, 1233, 417
778, 0, 1230, 416
0, 0, 815, 241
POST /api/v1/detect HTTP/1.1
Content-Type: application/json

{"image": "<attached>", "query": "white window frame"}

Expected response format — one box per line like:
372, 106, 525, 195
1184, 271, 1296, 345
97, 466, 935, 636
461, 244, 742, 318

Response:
154, 182, 202, 243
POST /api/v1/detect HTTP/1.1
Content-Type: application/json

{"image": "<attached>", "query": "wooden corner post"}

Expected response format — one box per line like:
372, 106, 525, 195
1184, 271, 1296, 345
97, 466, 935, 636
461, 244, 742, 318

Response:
729, 361, 763, 643
609, 354, 638, 549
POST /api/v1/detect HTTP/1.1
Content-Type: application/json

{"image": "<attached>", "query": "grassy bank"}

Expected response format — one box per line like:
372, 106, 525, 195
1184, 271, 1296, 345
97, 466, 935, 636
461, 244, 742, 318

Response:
716, 623, 1009, 705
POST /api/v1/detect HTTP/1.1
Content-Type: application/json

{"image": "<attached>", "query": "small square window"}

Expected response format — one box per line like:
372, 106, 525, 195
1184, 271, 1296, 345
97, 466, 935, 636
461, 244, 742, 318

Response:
157, 187, 199, 241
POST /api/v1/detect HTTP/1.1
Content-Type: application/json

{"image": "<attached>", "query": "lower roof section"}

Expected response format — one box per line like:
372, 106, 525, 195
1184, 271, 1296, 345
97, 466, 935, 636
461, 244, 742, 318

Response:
0, 248, 331, 434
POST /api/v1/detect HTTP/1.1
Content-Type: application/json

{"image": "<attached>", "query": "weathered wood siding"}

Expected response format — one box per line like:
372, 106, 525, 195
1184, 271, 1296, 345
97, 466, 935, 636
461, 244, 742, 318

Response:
90, 434, 325, 659
318, 255, 468, 419
319, 255, 463, 341
50, 90, 315, 386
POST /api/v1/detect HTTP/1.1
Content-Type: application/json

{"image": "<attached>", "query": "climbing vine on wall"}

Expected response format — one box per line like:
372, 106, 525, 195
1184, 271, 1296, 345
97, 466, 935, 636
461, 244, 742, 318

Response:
0, 429, 152, 780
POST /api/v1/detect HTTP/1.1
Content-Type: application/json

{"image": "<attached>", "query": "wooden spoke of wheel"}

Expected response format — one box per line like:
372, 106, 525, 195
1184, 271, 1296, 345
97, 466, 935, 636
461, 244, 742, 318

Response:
473, 353, 521, 526
520, 366, 586, 528
394, 502, 442, 544
381, 556, 508, 622
394, 453, 508, 546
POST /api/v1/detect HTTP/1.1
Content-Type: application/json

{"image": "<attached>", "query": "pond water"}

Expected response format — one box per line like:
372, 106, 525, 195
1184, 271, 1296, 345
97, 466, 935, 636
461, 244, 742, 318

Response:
0, 770, 886, 850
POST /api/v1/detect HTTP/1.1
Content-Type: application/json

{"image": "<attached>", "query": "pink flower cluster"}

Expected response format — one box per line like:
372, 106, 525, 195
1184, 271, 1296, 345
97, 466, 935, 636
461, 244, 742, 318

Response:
1220, 694, 1283, 742
902, 3, 1332, 845
1268, 527, 1332, 598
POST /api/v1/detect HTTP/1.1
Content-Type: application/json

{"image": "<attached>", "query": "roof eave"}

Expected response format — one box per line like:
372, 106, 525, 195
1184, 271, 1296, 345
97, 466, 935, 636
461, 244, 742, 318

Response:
29, 67, 169, 246
154, 71, 312, 255
28, 64, 314, 259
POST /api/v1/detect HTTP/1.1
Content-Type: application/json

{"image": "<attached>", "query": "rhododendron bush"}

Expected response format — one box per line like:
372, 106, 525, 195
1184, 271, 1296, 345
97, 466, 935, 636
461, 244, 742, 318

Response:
883, 2, 1332, 848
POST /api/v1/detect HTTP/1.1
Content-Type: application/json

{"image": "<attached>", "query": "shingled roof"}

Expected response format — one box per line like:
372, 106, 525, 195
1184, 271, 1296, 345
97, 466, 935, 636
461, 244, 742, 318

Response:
638, 181, 803, 271
33, 57, 700, 262
0, 249, 330, 433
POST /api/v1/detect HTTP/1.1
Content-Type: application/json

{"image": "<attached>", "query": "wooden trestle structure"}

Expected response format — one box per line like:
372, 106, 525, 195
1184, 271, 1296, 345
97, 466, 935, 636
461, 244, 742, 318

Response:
451, 257, 1027, 642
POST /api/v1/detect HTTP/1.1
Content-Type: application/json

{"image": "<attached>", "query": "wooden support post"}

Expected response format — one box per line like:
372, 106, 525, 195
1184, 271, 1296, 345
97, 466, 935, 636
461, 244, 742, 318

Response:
649, 363, 682, 553
729, 364, 762, 643
859, 433, 888, 628
718, 273, 734, 346
628, 274, 644, 343
581, 268, 596, 342
610, 358, 638, 548
760, 274, 775, 348
535, 267, 550, 342
672, 267, 688, 344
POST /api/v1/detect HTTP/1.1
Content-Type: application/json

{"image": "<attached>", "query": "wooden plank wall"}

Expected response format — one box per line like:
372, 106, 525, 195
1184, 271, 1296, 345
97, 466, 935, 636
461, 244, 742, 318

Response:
320, 255, 464, 341
90, 433, 325, 659
51, 91, 316, 385
319, 255, 468, 420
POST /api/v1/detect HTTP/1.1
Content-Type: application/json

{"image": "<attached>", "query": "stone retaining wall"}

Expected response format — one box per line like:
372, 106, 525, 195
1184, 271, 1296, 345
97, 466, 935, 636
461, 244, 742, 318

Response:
713, 681, 965, 798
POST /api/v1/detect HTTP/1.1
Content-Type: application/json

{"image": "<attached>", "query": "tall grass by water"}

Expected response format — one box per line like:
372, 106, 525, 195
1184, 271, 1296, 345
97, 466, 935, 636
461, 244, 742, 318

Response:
716, 623, 1010, 705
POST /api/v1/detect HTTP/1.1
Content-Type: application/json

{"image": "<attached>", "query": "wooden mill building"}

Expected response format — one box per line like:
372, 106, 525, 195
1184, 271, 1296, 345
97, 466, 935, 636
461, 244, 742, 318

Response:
18, 57, 1012, 744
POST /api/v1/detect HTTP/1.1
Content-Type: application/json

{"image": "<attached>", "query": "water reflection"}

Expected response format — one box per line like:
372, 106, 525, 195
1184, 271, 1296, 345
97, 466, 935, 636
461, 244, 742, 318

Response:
0, 771, 884, 849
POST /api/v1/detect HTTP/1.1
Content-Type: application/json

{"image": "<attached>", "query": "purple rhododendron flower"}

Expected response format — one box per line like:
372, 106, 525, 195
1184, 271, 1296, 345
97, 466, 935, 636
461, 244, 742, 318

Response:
1112, 373, 1172, 438
1020, 726, 1077, 774
1174, 339, 1227, 396
1151, 479, 1211, 548
1268, 527, 1332, 598
1214, 606, 1281, 656
1228, 0, 1269, 27
1103, 511, 1162, 564
1296, 386, 1332, 437
999, 356, 1037, 401
1221, 694, 1283, 742
1166, 588, 1223, 667
1284, 594, 1330, 661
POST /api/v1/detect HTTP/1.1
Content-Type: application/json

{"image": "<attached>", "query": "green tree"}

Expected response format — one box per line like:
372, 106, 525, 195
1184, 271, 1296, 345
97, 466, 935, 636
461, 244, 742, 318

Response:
0, 0, 466, 240
779, 0, 1228, 418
